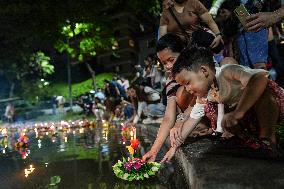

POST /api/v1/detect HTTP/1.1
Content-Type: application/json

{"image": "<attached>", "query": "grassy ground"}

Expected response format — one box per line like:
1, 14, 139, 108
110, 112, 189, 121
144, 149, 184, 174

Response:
32, 112, 95, 122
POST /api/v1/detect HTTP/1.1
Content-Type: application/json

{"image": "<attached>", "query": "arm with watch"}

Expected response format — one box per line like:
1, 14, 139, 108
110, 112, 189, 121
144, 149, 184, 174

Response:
169, 97, 207, 147
169, 105, 192, 147
199, 12, 223, 48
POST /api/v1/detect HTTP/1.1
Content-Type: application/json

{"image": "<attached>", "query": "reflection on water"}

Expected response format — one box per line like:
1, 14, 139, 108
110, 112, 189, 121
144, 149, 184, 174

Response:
0, 120, 187, 189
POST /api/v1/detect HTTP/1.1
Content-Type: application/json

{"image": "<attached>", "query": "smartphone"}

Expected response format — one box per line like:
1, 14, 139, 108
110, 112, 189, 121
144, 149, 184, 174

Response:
234, 4, 250, 26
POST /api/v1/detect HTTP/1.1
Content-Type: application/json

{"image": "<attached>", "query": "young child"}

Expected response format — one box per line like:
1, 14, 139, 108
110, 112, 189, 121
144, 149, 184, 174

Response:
161, 46, 284, 162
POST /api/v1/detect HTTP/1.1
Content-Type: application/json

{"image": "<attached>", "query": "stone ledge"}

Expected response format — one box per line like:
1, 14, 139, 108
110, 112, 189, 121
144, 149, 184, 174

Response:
176, 138, 284, 189
138, 124, 284, 188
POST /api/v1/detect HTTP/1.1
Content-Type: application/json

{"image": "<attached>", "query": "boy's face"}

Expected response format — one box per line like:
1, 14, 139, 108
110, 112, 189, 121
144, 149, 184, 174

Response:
175, 67, 212, 97
157, 49, 180, 73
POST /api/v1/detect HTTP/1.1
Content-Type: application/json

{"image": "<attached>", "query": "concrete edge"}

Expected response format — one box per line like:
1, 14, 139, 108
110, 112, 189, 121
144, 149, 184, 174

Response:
175, 148, 199, 189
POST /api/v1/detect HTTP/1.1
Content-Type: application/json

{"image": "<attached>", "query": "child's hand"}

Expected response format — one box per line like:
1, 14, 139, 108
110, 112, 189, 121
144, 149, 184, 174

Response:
170, 122, 184, 147
221, 112, 243, 128
142, 149, 158, 162
160, 147, 177, 163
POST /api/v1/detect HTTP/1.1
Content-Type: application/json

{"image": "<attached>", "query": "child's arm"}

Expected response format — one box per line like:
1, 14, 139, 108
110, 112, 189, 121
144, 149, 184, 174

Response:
170, 97, 206, 147
173, 117, 202, 147
161, 117, 202, 163
222, 66, 268, 128
169, 105, 193, 147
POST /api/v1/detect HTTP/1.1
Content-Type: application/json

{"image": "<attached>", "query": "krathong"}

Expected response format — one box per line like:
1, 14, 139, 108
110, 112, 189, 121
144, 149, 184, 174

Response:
113, 137, 160, 181
15, 135, 29, 148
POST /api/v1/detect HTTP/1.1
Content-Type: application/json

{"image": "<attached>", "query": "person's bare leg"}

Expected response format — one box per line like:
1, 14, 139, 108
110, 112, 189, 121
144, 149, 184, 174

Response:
253, 62, 267, 70
254, 87, 279, 144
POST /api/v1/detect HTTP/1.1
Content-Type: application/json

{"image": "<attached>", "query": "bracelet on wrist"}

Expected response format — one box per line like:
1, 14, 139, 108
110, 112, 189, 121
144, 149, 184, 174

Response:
176, 113, 186, 121
215, 32, 222, 37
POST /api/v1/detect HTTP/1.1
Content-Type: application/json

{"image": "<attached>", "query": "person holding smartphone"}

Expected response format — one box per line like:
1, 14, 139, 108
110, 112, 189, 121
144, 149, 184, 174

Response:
245, 3, 284, 32
231, 0, 269, 70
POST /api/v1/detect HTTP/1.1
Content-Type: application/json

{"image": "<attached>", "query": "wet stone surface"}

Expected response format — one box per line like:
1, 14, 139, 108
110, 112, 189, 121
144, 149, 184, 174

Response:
142, 123, 284, 189
178, 138, 284, 189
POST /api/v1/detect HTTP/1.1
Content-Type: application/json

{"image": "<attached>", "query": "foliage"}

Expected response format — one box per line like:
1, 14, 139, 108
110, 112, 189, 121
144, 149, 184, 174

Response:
18, 52, 54, 100
34, 112, 94, 122
55, 22, 116, 63
0, 0, 159, 98
47, 73, 113, 98
28, 52, 54, 77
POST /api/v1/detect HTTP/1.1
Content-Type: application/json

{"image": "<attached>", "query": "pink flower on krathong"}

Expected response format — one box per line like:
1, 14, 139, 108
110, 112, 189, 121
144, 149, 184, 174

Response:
123, 158, 146, 172
133, 163, 141, 170
124, 162, 132, 171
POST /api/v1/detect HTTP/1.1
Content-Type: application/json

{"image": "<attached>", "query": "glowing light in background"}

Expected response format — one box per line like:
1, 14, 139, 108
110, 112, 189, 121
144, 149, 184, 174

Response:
38, 139, 42, 149
24, 165, 35, 178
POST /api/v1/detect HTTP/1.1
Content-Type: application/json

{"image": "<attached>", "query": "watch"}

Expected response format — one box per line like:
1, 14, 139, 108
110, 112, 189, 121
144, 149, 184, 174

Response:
176, 113, 186, 121
215, 32, 222, 37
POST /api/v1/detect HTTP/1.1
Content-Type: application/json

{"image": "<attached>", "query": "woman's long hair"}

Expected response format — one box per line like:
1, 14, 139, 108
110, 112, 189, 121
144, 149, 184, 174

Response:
128, 85, 148, 111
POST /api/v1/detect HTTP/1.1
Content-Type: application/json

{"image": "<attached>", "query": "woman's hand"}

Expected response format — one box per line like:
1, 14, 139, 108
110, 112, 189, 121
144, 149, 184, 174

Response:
210, 35, 222, 49
170, 121, 184, 147
221, 111, 243, 129
142, 149, 158, 162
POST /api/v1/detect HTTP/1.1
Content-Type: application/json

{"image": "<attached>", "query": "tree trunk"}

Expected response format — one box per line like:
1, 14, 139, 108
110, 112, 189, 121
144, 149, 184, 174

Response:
85, 62, 97, 90
9, 82, 15, 98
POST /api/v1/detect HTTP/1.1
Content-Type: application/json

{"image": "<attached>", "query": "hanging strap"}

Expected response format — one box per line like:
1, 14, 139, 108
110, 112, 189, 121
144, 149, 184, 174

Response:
168, 5, 191, 42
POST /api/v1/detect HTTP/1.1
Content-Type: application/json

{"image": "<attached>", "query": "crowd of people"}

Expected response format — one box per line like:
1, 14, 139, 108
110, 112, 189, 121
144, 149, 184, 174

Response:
141, 0, 284, 162
3, 0, 283, 163
72, 0, 284, 161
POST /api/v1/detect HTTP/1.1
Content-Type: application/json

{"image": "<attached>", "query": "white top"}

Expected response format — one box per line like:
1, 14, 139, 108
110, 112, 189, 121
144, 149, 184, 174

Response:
150, 65, 162, 84
144, 86, 160, 102
56, 96, 65, 105
133, 101, 147, 124
209, 0, 226, 16
118, 79, 130, 90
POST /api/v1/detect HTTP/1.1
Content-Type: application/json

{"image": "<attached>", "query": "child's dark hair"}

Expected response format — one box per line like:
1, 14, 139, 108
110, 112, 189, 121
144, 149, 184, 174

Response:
172, 46, 215, 77
156, 33, 185, 53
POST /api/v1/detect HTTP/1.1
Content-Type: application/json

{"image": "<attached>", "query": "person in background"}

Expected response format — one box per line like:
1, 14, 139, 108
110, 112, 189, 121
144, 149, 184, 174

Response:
95, 88, 105, 103
131, 64, 145, 85
56, 96, 65, 114
215, 0, 240, 59
245, 3, 284, 32
4, 103, 15, 123
159, 0, 223, 49
209, 0, 226, 16
104, 79, 124, 113
143, 55, 155, 87
51, 95, 57, 115
149, 56, 163, 90
92, 97, 106, 121
117, 76, 130, 91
